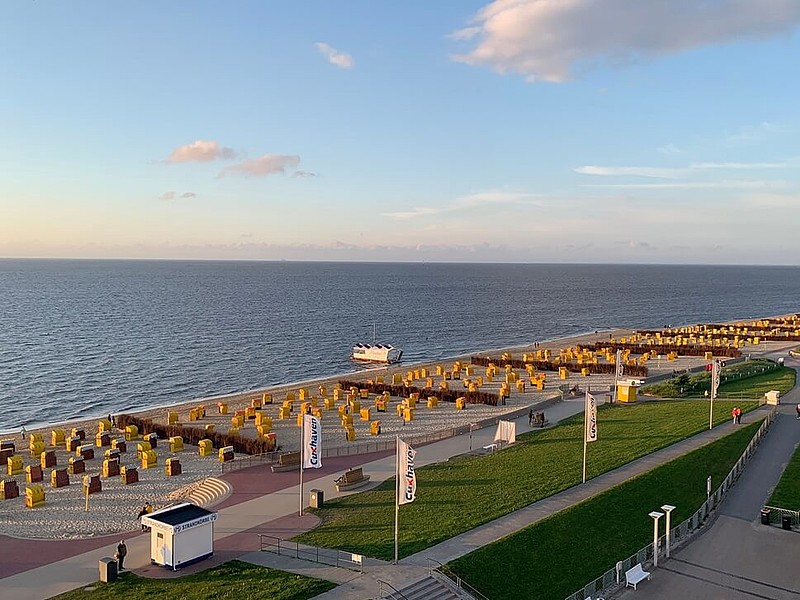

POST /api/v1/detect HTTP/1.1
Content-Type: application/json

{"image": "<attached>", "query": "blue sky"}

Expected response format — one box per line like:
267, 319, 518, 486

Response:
2, 0, 800, 263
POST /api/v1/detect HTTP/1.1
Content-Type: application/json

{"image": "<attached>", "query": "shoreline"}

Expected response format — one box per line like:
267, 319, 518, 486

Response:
2, 327, 629, 437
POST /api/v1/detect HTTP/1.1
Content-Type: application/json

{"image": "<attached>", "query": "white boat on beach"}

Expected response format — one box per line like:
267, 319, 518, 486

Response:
351, 343, 403, 364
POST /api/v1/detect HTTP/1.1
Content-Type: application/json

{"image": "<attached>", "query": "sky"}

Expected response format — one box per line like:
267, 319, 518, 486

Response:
2, 0, 800, 264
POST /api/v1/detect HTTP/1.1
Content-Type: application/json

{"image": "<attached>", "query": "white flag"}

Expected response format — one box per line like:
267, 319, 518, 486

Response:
302, 414, 322, 469
615, 349, 624, 378
711, 361, 720, 399
398, 438, 416, 505
493, 420, 516, 444
585, 392, 598, 443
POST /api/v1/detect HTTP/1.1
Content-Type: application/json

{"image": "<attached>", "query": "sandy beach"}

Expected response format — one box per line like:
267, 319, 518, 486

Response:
1, 325, 789, 540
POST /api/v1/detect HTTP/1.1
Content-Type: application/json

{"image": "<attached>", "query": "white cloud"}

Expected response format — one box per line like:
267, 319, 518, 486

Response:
582, 180, 785, 190
453, 191, 540, 207
166, 140, 236, 163
384, 190, 540, 220
658, 144, 682, 155
218, 155, 301, 178
451, 0, 800, 82
292, 170, 318, 178
160, 191, 175, 201
180, 192, 197, 198
742, 192, 800, 208
574, 165, 686, 179
690, 161, 792, 170
315, 42, 355, 69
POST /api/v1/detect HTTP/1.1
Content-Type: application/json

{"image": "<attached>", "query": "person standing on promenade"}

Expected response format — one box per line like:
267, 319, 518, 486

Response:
21, 426, 26, 440
116, 540, 127, 571
796, 403, 800, 420
528, 409, 533, 426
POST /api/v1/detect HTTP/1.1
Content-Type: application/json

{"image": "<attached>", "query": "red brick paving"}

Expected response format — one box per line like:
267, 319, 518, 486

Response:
0, 449, 391, 580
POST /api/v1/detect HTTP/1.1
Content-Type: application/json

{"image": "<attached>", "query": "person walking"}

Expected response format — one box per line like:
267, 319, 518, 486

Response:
116, 540, 127, 571
528, 409, 534, 426
796, 403, 800, 420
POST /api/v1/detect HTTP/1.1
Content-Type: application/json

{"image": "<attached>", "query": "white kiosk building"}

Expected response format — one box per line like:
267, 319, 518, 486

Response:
141, 502, 217, 570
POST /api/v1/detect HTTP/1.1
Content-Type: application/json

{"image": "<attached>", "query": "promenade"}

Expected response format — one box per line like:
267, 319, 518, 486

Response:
1, 391, 786, 600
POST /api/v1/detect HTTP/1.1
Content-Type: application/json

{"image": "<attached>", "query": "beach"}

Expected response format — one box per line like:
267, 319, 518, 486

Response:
0, 326, 789, 541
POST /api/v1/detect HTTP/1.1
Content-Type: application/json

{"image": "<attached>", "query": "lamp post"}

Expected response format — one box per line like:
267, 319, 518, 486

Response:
649, 511, 664, 567
469, 423, 477, 451
661, 504, 676, 559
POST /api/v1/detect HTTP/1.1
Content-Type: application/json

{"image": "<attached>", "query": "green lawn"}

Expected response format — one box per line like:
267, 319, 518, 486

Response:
295, 399, 758, 560
718, 366, 796, 398
641, 360, 794, 398
449, 420, 764, 600
769, 442, 800, 511
50, 560, 336, 600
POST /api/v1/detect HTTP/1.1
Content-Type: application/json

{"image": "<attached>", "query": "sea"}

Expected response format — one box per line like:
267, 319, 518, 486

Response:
1, 259, 798, 434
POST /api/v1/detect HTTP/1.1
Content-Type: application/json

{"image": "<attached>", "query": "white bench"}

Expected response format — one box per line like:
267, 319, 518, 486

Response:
625, 563, 651, 590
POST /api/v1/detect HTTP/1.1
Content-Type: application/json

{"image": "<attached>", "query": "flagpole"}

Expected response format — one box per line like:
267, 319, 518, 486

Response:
582, 395, 588, 484
709, 360, 718, 430
394, 435, 400, 565
299, 414, 304, 517
614, 348, 622, 403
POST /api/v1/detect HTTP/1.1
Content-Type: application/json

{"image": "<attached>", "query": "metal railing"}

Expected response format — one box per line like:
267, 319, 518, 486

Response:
257, 534, 364, 572
762, 505, 800, 527
377, 579, 411, 600
564, 407, 776, 600
428, 558, 491, 600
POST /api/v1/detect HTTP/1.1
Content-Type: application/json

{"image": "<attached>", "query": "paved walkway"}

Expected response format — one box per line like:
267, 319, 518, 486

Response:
616, 359, 800, 600
0, 382, 792, 600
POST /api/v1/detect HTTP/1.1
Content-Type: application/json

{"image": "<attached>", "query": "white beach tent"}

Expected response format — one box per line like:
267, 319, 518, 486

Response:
140, 502, 217, 570
493, 420, 516, 445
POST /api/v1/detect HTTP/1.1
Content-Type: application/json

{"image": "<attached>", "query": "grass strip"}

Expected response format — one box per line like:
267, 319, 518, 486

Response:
448, 420, 763, 600
769, 441, 800, 510
718, 366, 795, 397
296, 399, 757, 560
51, 559, 336, 600
642, 361, 794, 398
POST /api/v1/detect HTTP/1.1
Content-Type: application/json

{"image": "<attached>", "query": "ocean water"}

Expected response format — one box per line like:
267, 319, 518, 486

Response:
1, 259, 798, 433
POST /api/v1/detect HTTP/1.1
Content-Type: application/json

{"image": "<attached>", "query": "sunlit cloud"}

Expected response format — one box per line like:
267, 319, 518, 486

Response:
582, 180, 786, 190
384, 191, 540, 219
166, 140, 236, 163
574, 166, 686, 179
315, 42, 355, 69
180, 192, 197, 198
218, 154, 301, 178
690, 161, 792, 170
292, 170, 318, 178
451, 0, 800, 82
160, 191, 175, 201
741, 192, 800, 208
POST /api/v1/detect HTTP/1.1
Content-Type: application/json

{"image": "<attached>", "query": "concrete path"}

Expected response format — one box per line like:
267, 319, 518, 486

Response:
616, 360, 800, 600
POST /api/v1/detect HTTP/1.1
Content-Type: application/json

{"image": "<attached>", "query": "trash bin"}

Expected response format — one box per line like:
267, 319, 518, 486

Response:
310, 489, 324, 509
782, 515, 792, 530
99, 557, 117, 582
760, 508, 770, 525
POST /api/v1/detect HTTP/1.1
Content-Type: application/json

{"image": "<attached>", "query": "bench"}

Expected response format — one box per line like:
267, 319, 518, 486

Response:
335, 467, 371, 492
625, 563, 651, 590
271, 451, 301, 472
